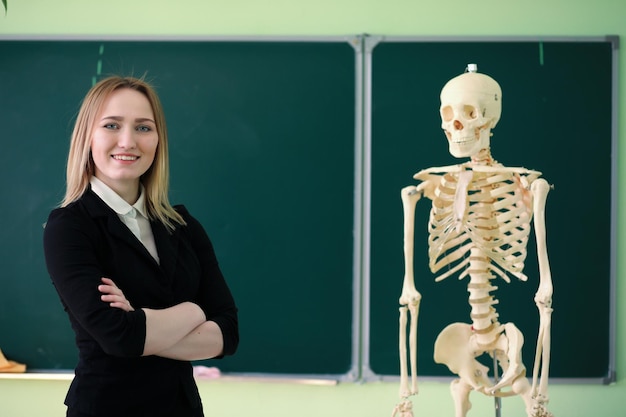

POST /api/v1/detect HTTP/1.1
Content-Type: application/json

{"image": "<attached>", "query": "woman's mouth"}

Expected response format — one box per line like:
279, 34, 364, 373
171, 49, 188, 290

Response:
112, 155, 139, 161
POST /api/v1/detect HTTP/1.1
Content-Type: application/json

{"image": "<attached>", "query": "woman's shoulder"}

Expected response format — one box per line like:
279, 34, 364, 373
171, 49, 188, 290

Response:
173, 204, 190, 216
173, 204, 202, 229
172, 204, 212, 240
45, 192, 108, 228
46, 197, 83, 223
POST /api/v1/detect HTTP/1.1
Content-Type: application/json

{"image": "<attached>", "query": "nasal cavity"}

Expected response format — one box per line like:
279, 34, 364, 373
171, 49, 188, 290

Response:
454, 120, 464, 130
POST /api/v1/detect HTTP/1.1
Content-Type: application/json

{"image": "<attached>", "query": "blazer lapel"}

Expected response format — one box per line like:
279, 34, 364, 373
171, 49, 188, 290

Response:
151, 219, 180, 280
83, 190, 163, 267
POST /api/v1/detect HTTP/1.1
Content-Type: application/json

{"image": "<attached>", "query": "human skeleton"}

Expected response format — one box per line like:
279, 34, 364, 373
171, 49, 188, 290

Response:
394, 65, 554, 417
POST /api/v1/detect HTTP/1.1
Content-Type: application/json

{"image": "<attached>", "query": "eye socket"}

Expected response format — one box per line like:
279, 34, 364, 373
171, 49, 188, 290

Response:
463, 105, 478, 119
440, 106, 453, 122
441, 105, 479, 121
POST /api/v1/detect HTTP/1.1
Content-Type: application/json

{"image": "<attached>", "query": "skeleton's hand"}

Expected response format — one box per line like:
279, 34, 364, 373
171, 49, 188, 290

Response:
99, 277, 135, 312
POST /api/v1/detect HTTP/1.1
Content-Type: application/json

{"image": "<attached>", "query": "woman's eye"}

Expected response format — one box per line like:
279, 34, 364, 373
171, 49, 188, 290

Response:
104, 123, 118, 130
136, 125, 152, 132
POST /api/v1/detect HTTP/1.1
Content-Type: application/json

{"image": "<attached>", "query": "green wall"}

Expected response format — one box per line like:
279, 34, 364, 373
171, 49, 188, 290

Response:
1, 1, 624, 416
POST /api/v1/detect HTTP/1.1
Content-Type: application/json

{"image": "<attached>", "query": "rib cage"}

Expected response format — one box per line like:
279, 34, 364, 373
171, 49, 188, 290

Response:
427, 167, 539, 283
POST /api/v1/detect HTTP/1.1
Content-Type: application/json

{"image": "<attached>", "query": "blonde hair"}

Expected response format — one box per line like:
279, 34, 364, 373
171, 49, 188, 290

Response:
62, 75, 185, 232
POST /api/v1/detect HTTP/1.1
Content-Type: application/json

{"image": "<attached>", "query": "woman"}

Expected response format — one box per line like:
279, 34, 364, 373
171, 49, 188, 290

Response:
43, 76, 239, 417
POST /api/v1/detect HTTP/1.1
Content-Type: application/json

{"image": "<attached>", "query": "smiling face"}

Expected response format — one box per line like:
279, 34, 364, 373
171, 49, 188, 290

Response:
91, 88, 159, 203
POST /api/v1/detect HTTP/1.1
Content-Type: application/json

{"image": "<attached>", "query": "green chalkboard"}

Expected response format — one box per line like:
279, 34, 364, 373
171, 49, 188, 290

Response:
0, 39, 359, 376
367, 38, 615, 380
0, 37, 616, 381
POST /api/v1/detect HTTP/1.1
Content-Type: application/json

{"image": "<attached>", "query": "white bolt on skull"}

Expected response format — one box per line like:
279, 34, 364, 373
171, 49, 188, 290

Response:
392, 65, 554, 417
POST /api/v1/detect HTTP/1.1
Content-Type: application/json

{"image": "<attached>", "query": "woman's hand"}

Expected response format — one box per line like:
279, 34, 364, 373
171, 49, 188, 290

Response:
98, 277, 134, 312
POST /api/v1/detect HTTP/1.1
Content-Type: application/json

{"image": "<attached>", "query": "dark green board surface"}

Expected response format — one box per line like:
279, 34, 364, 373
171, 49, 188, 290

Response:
0, 40, 357, 375
0, 37, 615, 380
368, 39, 614, 379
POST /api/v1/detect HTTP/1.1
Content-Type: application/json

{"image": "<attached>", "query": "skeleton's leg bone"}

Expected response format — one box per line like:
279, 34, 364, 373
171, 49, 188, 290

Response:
510, 375, 534, 416
450, 378, 473, 417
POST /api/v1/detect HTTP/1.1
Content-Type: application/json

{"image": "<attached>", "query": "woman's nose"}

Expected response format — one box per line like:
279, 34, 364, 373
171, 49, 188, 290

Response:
117, 128, 137, 149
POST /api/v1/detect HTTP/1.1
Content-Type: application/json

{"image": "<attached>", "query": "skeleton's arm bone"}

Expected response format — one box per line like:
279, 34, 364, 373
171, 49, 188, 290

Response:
399, 184, 424, 305
530, 178, 553, 404
531, 178, 553, 304
399, 184, 425, 400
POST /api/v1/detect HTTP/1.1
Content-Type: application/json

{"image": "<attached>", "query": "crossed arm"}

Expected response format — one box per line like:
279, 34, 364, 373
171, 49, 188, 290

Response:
99, 277, 224, 361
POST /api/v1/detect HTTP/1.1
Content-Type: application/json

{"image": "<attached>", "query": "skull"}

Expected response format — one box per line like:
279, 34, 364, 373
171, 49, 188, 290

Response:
439, 68, 502, 158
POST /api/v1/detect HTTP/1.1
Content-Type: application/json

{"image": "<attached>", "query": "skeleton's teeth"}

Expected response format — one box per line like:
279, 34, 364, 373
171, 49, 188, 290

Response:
113, 155, 138, 161
453, 138, 476, 144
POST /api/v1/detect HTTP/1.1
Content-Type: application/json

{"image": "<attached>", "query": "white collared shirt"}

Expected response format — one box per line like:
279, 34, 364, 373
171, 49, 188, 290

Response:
90, 177, 160, 264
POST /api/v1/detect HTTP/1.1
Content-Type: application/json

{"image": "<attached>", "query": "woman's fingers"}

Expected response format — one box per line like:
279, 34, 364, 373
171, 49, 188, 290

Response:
99, 277, 120, 294
98, 277, 134, 311
100, 277, 115, 285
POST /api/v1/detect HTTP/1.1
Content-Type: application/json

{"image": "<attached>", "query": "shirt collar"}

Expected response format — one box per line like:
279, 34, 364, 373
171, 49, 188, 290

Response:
90, 176, 148, 219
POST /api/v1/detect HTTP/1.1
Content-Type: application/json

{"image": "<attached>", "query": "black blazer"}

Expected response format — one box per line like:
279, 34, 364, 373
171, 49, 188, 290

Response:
43, 189, 238, 416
